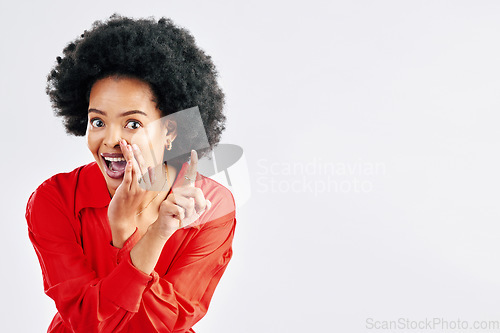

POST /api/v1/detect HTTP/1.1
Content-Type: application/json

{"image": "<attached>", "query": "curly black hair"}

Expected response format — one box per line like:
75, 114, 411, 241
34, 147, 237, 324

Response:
46, 14, 225, 164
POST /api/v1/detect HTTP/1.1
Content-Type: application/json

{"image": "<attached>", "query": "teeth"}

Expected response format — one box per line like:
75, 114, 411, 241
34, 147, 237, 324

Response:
103, 156, 125, 162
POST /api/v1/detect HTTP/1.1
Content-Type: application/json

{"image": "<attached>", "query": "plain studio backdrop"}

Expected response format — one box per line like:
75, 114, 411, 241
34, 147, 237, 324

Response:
2, 0, 500, 332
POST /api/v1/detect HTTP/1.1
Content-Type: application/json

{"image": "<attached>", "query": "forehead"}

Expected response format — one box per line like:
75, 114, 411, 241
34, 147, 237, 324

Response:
89, 76, 161, 118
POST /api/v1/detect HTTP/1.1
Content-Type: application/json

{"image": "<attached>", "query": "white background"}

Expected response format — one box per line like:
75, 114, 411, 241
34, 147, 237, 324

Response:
2, 0, 500, 332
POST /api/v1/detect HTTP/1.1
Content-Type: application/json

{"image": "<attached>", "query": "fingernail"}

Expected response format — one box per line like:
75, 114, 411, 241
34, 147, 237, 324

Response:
132, 144, 139, 150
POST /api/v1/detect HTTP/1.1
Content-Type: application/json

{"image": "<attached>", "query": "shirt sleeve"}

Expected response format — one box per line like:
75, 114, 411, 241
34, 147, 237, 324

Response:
26, 184, 153, 333
26, 180, 236, 333
136, 211, 236, 332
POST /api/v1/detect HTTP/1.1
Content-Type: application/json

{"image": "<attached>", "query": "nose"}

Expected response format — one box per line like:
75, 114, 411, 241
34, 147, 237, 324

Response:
103, 125, 123, 148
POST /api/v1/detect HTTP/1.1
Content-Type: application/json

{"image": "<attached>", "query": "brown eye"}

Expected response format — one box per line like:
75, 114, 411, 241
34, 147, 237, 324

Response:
90, 118, 104, 128
125, 120, 142, 130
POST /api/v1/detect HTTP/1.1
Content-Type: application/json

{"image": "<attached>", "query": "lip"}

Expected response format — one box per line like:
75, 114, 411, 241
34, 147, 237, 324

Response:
100, 153, 126, 179
101, 152, 125, 158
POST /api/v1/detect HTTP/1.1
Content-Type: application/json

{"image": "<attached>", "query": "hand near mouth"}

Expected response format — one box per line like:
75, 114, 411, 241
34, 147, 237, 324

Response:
107, 139, 158, 247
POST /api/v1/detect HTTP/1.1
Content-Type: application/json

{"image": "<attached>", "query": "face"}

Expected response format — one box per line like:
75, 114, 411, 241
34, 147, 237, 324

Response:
86, 76, 176, 195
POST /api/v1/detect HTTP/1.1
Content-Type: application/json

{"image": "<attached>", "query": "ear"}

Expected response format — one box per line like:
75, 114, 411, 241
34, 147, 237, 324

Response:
164, 118, 177, 144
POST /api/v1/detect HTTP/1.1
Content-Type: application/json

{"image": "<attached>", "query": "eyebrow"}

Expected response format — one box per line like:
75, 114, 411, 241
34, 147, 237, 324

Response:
88, 108, 148, 117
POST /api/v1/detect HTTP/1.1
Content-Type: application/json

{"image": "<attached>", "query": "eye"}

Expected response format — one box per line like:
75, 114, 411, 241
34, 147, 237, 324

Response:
125, 120, 142, 130
90, 118, 104, 128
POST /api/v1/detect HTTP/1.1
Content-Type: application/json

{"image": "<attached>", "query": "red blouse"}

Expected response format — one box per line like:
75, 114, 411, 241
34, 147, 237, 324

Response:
26, 161, 236, 333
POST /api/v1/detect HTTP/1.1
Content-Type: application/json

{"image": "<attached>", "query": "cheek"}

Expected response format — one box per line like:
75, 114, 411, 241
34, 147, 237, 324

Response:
151, 131, 167, 155
131, 127, 166, 162
132, 139, 165, 165
137, 140, 159, 161
86, 132, 100, 154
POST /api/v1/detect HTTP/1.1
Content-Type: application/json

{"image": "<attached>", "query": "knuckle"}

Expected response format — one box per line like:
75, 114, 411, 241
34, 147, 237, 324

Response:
168, 194, 178, 203
177, 207, 185, 217
200, 200, 207, 209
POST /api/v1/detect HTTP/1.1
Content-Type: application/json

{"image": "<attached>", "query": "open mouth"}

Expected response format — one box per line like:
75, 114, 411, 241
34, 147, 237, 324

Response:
101, 153, 127, 179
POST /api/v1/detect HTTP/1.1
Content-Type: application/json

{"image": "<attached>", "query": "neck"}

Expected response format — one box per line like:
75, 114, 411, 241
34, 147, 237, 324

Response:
135, 163, 177, 216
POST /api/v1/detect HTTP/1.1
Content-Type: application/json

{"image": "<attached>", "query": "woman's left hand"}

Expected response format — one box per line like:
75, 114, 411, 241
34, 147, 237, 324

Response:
149, 150, 211, 239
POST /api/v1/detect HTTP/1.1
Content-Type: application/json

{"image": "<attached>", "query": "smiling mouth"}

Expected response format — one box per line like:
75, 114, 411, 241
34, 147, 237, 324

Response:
101, 154, 127, 179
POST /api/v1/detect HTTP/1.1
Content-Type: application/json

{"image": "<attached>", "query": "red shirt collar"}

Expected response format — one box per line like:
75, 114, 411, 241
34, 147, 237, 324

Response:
75, 162, 111, 213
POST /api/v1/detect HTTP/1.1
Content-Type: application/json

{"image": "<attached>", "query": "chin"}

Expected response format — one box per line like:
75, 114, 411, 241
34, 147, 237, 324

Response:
96, 159, 123, 192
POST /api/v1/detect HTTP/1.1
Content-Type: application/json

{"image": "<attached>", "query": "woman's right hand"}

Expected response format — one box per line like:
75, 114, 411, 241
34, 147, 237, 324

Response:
108, 139, 150, 245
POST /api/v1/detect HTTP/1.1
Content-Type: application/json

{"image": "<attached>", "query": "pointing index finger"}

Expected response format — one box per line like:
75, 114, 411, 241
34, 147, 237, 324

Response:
184, 150, 198, 187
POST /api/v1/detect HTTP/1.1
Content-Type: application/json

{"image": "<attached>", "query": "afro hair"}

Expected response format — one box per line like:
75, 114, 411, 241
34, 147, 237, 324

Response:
46, 14, 226, 164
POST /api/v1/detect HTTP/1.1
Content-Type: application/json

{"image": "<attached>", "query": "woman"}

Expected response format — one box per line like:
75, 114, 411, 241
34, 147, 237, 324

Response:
25, 15, 236, 333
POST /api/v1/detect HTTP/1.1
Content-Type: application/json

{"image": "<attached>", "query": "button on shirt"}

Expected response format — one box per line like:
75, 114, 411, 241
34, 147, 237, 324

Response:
26, 161, 236, 333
